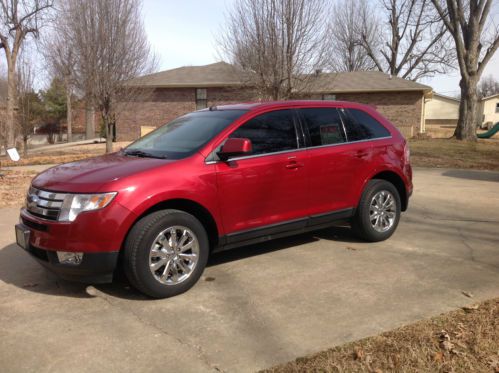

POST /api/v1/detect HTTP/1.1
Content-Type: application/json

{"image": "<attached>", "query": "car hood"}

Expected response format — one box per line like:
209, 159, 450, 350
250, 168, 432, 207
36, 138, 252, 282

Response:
32, 152, 174, 192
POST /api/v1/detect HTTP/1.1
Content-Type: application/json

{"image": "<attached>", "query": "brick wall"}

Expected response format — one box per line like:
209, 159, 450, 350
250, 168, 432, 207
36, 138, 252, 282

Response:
304, 91, 423, 138
335, 91, 423, 137
116, 88, 423, 141
116, 87, 258, 141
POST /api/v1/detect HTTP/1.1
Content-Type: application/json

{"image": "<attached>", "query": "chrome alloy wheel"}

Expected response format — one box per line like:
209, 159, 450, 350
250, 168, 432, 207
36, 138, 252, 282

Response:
149, 226, 200, 285
369, 190, 397, 233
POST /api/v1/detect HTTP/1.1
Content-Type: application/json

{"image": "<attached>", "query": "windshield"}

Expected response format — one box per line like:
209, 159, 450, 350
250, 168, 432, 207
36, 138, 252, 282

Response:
124, 109, 247, 159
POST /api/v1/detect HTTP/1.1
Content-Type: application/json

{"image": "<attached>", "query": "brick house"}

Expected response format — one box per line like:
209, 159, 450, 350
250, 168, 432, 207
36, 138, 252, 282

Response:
117, 62, 432, 141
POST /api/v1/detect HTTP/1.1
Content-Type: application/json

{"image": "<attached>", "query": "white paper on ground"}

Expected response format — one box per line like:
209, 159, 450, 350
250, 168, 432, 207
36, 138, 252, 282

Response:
7, 148, 20, 162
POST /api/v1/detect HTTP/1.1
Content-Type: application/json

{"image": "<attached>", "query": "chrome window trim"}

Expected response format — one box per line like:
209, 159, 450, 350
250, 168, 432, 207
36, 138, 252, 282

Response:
205, 135, 392, 164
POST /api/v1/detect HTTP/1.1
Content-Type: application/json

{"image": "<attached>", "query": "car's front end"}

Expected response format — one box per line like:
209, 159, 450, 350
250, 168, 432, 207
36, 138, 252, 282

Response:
16, 185, 136, 283
13, 151, 172, 283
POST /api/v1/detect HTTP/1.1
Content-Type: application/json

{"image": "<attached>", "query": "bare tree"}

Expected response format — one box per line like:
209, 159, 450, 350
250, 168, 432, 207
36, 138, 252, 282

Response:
0, 0, 53, 149
60, 0, 155, 153
431, 0, 499, 140
43, 31, 76, 142
219, 0, 328, 99
478, 74, 499, 99
54, 1, 98, 141
326, 0, 377, 72
360, 0, 453, 80
0, 74, 7, 148
17, 52, 42, 155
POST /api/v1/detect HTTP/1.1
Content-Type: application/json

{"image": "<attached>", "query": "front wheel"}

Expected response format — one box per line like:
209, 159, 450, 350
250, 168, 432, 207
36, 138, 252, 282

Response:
123, 209, 209, 298
352, 180, 401, 242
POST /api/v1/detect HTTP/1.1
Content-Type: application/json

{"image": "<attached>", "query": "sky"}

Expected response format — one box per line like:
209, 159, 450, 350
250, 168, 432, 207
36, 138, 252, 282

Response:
0, 0, 497, 96
142, 0, 499, 98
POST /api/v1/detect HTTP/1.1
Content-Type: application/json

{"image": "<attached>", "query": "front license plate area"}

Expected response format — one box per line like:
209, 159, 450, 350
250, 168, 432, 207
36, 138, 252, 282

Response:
15, 224, 30, 251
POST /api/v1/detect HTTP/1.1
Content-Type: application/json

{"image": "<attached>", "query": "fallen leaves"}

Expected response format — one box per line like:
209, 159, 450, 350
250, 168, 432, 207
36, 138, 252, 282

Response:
461, 291, 473, 298
462, 304, 480, 312
438, 330, 455, 352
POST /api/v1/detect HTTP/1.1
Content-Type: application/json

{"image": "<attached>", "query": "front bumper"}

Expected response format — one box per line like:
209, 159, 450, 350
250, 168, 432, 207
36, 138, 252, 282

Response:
16, 223, 119, 283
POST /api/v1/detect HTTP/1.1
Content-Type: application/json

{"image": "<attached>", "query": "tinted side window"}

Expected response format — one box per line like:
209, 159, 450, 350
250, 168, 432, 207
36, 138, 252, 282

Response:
300, 108, 346, 147
342, 108, 391, 141
229, 110, 298, 155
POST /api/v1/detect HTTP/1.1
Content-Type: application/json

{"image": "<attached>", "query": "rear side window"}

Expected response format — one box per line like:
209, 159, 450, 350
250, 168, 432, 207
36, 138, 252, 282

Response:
299, 108, 346, 147
229, 110, 298, 155
342, 108, 391, 141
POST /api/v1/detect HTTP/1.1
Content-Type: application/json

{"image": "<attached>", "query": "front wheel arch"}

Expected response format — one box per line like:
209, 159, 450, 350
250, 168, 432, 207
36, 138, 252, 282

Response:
125, 199, 220, 252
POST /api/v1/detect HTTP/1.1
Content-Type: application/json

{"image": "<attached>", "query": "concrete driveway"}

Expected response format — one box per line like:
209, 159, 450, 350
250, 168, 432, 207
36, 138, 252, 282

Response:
1, 168, 498, 372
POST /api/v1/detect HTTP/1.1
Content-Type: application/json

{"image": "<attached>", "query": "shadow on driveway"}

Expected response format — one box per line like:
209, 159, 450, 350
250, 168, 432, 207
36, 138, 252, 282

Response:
442, 169, 499, 182
0, 225, 362, 300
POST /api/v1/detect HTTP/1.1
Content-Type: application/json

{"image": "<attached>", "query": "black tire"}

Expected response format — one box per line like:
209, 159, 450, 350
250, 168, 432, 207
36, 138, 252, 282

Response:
123, 209, 209, 298
352, 179, 401, 242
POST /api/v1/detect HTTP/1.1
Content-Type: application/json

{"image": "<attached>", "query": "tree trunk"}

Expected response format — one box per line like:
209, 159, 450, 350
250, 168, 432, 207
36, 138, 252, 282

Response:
105, 118, 113, 153
455, 77, 479, 141
66, 83, 72, 143
85, 101, 95, 140
5, 61, 16, 148
23, 136, 28, 156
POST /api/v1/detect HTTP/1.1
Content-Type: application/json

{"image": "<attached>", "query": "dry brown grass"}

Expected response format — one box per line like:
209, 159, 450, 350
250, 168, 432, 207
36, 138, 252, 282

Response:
0, 169, 37, 208
0, 141, 130, 167
263, 298, 499, 373
410, 139, 499, 171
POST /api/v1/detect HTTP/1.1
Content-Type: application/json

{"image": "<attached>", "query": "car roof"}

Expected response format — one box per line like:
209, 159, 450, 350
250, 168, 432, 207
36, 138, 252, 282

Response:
210, 100, 374, 112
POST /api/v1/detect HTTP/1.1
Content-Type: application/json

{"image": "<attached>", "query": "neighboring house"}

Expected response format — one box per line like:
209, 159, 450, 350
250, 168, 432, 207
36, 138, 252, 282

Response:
301, 71, 432, 139
480, 93, 499, 127
118, 62, 432, 141
424, 93, 460, 138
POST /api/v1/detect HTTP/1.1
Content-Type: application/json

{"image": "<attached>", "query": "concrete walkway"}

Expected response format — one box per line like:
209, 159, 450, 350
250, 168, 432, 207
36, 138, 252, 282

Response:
29, 138, 105, 153
0, 168, 498, 372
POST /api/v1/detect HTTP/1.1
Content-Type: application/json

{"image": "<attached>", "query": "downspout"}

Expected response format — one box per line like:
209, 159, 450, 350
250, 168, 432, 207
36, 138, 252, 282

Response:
421, 90, 431, 134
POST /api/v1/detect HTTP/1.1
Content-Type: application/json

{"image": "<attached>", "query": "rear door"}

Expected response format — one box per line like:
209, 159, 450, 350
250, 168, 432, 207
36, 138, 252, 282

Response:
299, 107, 366, 216
215, 109, 310, 236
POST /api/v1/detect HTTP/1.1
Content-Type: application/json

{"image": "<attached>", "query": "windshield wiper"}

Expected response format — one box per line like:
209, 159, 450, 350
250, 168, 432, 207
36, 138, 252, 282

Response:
123, 149, 167, 159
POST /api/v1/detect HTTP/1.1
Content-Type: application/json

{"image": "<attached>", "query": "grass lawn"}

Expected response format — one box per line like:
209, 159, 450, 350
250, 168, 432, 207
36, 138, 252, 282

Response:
263, 298, 499, 373
409, 139, 499, 171
0, 169, 37, 208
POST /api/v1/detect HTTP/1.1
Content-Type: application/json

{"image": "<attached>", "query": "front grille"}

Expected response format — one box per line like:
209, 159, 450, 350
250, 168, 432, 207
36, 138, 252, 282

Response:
26, 187, 67, 221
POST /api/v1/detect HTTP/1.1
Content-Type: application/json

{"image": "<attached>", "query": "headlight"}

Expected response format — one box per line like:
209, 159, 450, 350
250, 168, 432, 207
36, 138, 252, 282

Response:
59, 192, 117, 222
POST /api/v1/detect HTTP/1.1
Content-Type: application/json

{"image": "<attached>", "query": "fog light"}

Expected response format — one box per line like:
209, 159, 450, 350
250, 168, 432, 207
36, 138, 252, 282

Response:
57, 251, 83, 265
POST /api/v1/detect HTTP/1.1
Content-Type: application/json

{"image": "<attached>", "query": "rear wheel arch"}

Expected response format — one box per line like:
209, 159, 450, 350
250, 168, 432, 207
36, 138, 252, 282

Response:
369, 170, 408, 211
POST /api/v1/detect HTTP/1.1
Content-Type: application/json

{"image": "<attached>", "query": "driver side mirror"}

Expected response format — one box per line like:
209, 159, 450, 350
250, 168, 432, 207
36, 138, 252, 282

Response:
217, 138, 252, 161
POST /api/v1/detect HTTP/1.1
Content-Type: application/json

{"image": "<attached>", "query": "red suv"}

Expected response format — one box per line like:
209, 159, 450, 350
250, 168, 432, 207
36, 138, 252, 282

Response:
15, 101, 412, 298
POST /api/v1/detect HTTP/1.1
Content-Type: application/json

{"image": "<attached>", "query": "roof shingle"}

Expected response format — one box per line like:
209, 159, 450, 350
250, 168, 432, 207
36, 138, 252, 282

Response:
129, 62, 432, 93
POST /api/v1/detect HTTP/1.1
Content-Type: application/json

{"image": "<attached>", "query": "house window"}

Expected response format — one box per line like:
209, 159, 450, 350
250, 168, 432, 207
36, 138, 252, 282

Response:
496, 102, 499, 113
196, 88, 207, 110
321, 94, 336, 101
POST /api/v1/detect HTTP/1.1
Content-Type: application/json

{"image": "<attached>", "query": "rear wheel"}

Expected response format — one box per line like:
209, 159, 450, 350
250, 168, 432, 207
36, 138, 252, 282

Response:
352, 180, 401, 242
123, 209, 209, 298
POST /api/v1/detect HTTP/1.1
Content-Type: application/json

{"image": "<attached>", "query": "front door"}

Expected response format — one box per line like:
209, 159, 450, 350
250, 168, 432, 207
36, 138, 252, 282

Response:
215, 109, 309, 237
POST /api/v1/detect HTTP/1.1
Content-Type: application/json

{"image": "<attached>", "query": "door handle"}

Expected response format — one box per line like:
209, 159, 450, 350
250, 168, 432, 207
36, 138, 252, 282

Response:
355, 151, 369, 158
286, 160, 304, 169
